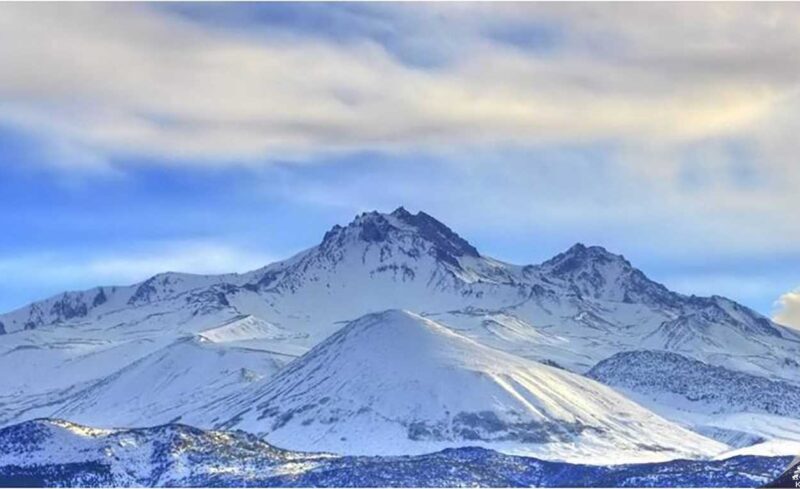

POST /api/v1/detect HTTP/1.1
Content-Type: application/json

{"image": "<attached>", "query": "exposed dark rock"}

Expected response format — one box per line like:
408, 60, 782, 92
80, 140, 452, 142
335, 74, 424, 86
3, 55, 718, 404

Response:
92, 288, 107, 308
50, 294, 88, 322
588, 350, 800, 418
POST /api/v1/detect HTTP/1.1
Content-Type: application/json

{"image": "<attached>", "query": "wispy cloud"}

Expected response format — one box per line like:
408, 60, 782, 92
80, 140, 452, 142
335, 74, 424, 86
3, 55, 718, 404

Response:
0, 240, 275, 311
257, 146, 800, 259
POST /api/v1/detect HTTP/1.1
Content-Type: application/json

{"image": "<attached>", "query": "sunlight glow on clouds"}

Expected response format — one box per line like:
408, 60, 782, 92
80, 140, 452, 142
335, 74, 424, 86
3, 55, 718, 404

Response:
774, 289, 800, 330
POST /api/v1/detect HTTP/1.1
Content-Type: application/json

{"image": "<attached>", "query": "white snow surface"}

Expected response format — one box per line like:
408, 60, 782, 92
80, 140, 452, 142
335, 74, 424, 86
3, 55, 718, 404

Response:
49, 336, 291, 428
212, 310, 726, 464
198, 314, 306, 344
713, 439, 800, 459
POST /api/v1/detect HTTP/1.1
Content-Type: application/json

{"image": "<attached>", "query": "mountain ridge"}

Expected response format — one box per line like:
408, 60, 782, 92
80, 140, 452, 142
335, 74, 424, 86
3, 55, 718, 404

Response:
1, 207, 788, 338
0, 207, 798, 460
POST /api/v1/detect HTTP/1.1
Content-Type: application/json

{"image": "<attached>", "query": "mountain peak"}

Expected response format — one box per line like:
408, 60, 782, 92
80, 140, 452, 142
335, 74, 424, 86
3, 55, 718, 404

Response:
343, 309, 450, 343
542, 243, 631, 275
565, 243, 619, 259
390, 206, 412, 218
538, 243, 674, 304
357, 308, 420, 324
320, 208, 480, 267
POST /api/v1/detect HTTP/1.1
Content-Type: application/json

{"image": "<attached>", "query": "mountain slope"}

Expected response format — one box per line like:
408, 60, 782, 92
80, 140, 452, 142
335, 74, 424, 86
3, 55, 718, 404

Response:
588, 350, 800, 419
0, 323, 297, 429
587, 350, 800, 447
47, 336, 292, 428
0, 419, 314, 487
0, 419, 790, 488
211, 310, 725, 463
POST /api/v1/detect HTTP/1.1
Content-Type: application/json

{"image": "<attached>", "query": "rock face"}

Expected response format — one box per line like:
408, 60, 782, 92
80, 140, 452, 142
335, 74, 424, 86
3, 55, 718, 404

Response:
209, 310, 724, 463
0, 419, 790, 488
537, 243, 673, 305
0, 207, 798, 462
588, 350, 800, 419
586, 350, 800, 447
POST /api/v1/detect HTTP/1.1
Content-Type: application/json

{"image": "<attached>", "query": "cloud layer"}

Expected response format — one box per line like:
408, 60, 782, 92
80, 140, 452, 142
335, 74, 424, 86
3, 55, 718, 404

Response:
0, 3, 797, 162
1, 4, 796, 243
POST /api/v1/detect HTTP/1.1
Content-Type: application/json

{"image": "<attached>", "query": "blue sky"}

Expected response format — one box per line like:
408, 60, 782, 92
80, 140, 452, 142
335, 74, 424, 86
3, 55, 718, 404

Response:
0, 3, 798, 325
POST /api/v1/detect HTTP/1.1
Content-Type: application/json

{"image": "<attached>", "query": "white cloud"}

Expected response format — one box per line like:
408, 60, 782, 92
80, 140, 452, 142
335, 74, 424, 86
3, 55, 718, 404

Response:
0, 2, 797, 261
0, 3, 794, 165
774, 289, 800, 330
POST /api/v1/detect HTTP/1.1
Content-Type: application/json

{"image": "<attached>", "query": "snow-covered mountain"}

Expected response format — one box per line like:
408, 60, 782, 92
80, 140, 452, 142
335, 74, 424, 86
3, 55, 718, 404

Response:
0, 207, 798, 461
48, 335, 291, 428
0, 419, 791, 488
208, 310, 724, 463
